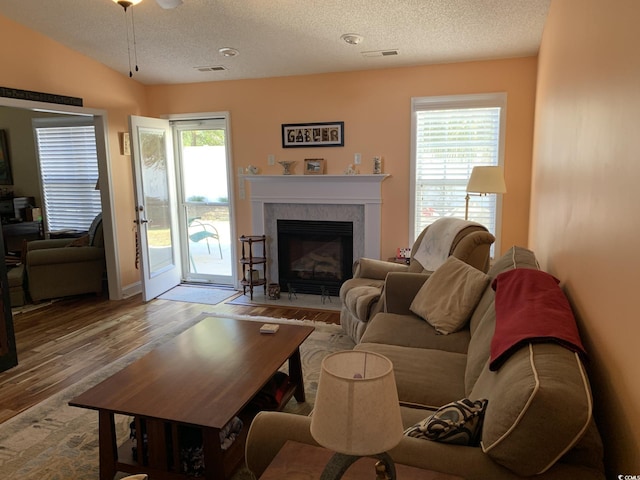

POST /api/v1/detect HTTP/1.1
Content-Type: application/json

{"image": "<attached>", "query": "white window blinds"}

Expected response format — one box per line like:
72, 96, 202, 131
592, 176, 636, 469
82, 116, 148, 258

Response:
34, 121, 102, 232
411, 94, 506, 251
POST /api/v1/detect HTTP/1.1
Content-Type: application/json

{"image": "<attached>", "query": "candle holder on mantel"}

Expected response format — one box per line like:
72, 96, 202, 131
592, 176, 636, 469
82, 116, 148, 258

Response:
278, 160, 296, 175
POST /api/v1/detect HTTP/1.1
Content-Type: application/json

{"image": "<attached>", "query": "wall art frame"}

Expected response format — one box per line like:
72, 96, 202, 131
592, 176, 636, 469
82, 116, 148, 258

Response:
282, 121, 344, 148
304, 158, 326, 175
0, 130, 13, 185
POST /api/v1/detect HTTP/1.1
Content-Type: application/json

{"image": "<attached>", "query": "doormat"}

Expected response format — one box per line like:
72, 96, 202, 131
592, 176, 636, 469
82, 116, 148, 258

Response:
226, 290, 341, 312
158, 285, 238, 305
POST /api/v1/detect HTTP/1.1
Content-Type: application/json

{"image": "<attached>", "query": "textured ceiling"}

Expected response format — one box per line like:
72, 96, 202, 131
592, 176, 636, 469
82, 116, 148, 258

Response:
0, 0, 551, 85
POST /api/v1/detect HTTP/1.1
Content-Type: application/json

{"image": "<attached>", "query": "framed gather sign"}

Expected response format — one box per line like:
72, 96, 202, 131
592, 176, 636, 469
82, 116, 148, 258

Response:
282, 121, 344, 148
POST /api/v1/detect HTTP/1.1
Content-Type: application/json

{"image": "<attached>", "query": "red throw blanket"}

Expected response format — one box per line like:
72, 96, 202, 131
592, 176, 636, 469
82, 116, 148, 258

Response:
490, 268, 587, 371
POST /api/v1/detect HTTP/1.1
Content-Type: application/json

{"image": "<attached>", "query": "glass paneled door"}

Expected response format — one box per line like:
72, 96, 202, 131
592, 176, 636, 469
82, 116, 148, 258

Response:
174, 119, 234, 285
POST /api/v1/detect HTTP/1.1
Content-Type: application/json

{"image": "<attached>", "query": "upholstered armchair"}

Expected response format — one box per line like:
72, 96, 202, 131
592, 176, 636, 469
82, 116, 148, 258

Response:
339, 218, 495, 342
26, 214, 105, 302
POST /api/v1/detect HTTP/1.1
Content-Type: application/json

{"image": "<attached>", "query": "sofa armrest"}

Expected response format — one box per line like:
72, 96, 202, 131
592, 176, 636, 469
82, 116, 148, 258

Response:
27, 246, 105, 266
245, 411, 319, 477
383, 272, 430, 315
354, 257, 409, 280
27, 239, 73, 251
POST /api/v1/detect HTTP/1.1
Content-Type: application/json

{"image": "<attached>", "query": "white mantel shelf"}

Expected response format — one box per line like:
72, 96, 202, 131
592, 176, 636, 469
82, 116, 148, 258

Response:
244, 174, 389, 260
242, 174, 390, 204
242, 174, 389, 182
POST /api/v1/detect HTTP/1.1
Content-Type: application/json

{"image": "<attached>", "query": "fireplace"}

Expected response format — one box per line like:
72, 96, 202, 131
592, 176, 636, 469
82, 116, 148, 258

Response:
277, 219, 353, 296
243, 174, 389, 296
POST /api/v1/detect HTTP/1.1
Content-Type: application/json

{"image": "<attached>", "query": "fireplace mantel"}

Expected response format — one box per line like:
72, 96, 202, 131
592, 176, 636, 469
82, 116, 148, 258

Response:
244, 174, 389, 260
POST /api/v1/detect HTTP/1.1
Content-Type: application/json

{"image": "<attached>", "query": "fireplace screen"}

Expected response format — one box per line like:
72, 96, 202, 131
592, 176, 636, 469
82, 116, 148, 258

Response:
277, 219, 353, 296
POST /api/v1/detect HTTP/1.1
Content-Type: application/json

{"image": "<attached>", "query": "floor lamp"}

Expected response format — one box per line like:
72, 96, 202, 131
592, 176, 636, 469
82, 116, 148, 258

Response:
465, 166, 507, 220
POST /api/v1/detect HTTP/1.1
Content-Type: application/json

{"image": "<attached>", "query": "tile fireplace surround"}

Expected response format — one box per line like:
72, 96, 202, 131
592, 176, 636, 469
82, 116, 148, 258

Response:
243, 174, 389, 285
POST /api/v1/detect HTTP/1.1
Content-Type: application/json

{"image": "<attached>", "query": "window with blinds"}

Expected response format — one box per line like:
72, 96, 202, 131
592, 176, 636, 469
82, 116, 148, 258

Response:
411, 93, 506, 253
33, 119, 102, 232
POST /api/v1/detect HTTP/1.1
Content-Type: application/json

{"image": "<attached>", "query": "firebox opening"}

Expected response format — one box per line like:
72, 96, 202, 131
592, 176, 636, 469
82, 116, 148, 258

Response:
277, 219, 353, 296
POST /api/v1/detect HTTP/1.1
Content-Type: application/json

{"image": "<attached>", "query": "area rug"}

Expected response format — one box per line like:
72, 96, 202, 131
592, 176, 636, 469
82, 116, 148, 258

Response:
158, 284, 238, 305
0, 312, 354, 480
227, 290, 342, 312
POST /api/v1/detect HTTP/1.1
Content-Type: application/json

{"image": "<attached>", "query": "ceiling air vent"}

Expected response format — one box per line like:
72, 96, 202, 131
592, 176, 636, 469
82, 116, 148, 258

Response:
194, 66, 227, 72
361, 49, 399, 58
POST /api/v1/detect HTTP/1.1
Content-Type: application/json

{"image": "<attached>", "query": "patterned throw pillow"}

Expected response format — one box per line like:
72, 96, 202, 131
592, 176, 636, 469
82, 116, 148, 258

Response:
404, 398, 488, 446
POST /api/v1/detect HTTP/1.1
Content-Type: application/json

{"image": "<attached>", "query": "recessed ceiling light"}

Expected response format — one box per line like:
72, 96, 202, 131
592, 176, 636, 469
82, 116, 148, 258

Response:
218, 47, 239, 57
340, 34, 363, 46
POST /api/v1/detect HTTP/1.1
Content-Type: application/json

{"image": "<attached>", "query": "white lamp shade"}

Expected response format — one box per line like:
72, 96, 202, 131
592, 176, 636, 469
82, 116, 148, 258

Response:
310, 351, 404, 456
466, 166, 507, 194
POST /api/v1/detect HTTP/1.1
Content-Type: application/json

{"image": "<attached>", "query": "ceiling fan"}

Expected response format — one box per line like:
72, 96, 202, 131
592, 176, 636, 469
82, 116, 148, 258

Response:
113, 0, 183, 10
112, 0, 183, 77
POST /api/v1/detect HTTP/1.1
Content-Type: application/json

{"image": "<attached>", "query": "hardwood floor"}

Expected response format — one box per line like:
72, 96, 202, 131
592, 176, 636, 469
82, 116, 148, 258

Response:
0, 291, 339, 424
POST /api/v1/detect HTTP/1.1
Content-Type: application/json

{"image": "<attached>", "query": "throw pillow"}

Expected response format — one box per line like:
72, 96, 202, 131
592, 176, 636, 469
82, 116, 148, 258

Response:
410, 256, 490, 334
404, 398, 489, 446
65, 235, 90, 247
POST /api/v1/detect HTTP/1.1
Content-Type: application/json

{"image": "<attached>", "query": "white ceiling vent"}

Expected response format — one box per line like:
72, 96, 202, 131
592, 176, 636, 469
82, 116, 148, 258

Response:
194, 66, 228, 72
361, 49, 399, 58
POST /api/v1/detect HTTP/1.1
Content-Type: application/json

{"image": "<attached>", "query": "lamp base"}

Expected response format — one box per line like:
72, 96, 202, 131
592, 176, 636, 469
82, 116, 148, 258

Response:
320, 452, 397, 480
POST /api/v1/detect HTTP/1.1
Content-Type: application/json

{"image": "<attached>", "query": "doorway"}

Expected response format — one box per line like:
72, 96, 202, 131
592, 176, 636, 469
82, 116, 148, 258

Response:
173, 119, 234, 286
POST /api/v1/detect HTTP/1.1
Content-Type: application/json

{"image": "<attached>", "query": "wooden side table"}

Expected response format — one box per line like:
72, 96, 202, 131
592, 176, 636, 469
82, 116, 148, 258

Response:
259, 441, 465, 480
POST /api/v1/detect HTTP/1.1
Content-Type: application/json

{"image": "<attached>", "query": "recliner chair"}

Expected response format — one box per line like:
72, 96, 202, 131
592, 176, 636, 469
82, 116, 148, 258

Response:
26, 213, 105, 302
339, 218, 495, 342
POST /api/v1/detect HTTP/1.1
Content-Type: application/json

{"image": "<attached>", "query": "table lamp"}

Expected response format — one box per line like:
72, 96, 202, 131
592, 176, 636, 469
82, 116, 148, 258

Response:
465, 166, 507, 220
310, 350, 404, 480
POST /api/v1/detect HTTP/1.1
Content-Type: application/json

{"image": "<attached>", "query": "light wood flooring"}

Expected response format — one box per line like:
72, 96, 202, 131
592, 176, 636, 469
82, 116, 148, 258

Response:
0, 290, 340, 424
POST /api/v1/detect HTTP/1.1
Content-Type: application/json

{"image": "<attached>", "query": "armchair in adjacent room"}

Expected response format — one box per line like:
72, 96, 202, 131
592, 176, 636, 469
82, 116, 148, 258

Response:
339, 217, 495, 342
26, 214, 106, 302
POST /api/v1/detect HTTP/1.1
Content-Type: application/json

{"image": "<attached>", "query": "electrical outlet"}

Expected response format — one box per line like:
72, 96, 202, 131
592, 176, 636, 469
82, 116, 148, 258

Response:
354, 153, 361, 165
268, 154, 275, 165
238, 167, 244, 175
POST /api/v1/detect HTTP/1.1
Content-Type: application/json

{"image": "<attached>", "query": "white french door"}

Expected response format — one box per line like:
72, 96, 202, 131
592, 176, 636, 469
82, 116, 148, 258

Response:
172, 118, 235, 285
130, 115, 181, 301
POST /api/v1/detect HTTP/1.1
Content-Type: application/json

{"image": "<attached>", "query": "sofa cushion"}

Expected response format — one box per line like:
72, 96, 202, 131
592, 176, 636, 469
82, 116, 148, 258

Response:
66, 234, 90, 247
404, 398, 488, 446
361, 313, 470, 354
470, 343, 593, 476
354, 343, 466, 407
410, 256, 490, 334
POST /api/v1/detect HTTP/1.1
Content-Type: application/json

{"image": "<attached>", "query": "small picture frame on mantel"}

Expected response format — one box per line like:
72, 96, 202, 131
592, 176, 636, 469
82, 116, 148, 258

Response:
304, 158, 326, 175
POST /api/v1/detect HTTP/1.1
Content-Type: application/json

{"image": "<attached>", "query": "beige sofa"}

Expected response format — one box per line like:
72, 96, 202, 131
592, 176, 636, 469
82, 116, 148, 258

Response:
245, 246, 605, 480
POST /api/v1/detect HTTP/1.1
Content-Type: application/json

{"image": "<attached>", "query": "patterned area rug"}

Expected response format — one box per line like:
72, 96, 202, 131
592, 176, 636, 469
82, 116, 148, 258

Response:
0, 312, 354, 480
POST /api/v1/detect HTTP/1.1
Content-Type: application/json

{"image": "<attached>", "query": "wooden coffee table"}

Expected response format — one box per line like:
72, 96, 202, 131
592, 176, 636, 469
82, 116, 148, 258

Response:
260, 441, 465, 480
69, 316, 314, 480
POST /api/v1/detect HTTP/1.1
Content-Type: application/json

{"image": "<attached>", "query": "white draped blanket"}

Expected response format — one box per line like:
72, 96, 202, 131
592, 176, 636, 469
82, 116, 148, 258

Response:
413, 218, 482, 271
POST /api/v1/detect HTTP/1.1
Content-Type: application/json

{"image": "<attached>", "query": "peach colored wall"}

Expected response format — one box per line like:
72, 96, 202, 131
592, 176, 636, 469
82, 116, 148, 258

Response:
531, 0, 640, 475
1, 13, 538, 292
0, 15, 146, 288
147, 57, 537, 259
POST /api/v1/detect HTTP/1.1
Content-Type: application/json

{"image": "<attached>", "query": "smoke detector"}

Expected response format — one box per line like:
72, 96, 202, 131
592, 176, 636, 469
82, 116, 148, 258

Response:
340, 33, 363, 45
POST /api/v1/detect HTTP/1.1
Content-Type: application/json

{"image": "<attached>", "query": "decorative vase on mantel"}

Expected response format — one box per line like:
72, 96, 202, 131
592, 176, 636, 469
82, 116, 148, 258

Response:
278, 160, 296, 175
